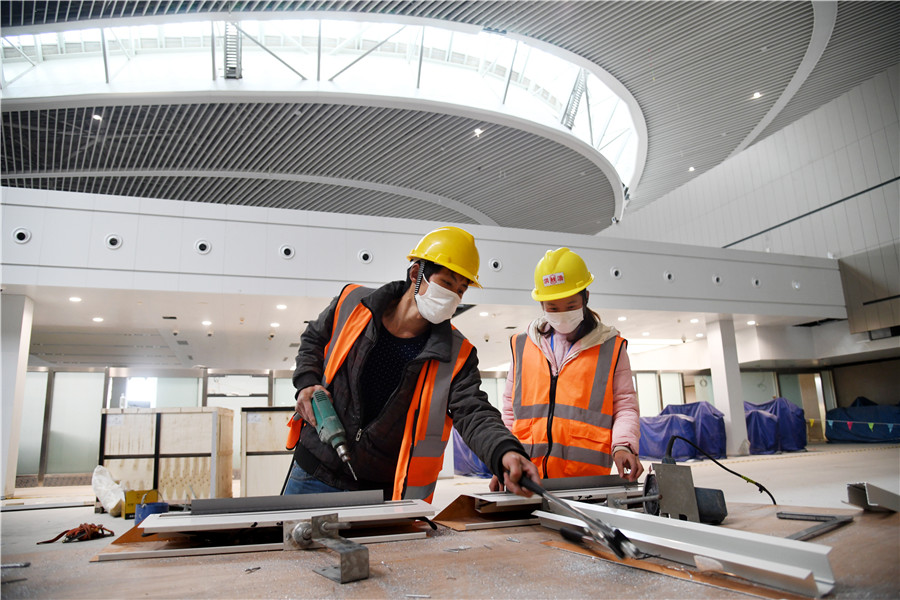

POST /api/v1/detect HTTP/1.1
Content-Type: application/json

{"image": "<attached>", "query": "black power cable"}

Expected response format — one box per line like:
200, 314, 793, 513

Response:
665, 435, 777, 505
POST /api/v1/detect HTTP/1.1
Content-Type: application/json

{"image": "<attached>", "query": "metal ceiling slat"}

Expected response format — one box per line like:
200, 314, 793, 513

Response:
190, 104, 227, 169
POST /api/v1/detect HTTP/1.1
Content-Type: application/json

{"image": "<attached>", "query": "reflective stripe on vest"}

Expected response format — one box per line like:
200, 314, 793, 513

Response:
320, 284, 473, 503
285, 284, 372, 450
510, 333, 624, 478
322, 285, 371, 385
393, 330, 472, 503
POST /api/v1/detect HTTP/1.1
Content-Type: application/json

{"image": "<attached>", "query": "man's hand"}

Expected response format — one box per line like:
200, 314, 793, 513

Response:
498, 452, 540, 497
614, 448, 644, 481
295, 385, 329, 426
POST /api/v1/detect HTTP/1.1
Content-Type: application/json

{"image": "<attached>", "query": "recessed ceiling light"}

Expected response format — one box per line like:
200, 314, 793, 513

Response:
473, 128, 484, 137
642, 331, 650, 336
696, 333, 704, 338
202, 320, 212, 326
479, 311, 489, 317
690, 318, 699, 324
92, 114, 103, 121
270, 322, 280, 328
617, 316, 627, 322
752, 92, 762, 99
688, 167, 695, 172
747, 320, 757, 326
92, 317, 104, 322
276, 304, 287, 310
69, 296, 82, 303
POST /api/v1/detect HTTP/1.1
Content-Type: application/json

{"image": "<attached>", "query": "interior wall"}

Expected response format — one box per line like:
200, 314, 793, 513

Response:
604, 63, 899, 265
832, 358, 900, 406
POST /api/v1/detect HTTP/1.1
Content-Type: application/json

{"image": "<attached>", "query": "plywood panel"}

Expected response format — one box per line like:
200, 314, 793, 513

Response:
103, 411, 156, 455
159, 412, 214, 454
158, 456, 212, 501
104, 458, 154, 491
243, 409, 292, 453
242, 454, 292, 497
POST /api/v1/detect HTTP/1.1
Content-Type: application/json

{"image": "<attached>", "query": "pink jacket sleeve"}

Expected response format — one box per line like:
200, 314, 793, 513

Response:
611, 348, 641, 453
501, 368, 515, 430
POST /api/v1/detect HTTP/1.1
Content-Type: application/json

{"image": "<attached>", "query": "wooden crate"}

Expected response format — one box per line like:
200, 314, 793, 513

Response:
100, 407, 233, 503
240, 407, 294, 497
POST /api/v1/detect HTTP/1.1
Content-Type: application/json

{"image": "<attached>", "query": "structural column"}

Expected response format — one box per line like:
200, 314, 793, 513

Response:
706, 315, 749, 456
1, 294, 33, 498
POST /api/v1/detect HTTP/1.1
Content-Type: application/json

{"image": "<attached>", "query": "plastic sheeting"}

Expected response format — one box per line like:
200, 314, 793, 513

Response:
749, 397, 807, 452
660, 402, 727, 459
451, 427, 492, 478
638, 414, 697, 461
745, 409, 779, 454
825, 403, 900, 443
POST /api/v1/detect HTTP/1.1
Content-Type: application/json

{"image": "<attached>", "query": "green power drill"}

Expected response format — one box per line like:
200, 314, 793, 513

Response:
308, 389, 357, 481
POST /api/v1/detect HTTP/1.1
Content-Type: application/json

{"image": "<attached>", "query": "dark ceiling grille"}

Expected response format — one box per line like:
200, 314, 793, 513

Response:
2, 1, 898, 228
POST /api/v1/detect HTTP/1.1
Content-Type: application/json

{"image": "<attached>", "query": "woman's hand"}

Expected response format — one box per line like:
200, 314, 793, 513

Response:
614, 448, 644, 481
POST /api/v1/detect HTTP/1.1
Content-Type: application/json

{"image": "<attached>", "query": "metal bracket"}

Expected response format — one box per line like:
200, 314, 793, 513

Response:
653, 463, 700, 522
283, 513, 369, 583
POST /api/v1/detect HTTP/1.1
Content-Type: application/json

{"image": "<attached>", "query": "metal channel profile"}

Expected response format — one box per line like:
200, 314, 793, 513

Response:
470, 481, 644, 512
536, 501, 835, 598
140, 499, 434, 534
190, 490, 382, 515
846, 482, 900, 512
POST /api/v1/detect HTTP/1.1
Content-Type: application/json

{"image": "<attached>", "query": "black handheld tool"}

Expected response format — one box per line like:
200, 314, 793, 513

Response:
518, 475, 640, 560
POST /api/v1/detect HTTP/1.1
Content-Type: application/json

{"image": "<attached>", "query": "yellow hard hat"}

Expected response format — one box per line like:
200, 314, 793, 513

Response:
407, 226, 482, 288
532, 247, 594, 301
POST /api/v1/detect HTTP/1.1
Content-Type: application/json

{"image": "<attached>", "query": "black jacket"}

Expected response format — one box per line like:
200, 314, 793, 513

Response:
292, 280, 526, 492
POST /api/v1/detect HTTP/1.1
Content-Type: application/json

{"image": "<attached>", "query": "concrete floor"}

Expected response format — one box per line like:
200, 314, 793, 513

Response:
1, 442, 898, 598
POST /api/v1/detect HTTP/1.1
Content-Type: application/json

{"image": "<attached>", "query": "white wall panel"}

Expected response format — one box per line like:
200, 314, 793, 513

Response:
38, 208, 92, 268
2, 205, 45, 266
178, 217, 226, 275
87, 211, 140, 269
135, 214, 184, 272
223, 221, 267, 277
605, 64, 899, 265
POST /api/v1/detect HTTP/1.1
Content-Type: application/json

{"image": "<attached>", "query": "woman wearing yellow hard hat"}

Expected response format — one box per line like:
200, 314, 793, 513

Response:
490, 247, 643, 487
286, 225, 539, 502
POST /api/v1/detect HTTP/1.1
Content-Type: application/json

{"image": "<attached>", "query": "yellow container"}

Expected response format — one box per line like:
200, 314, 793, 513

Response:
123, 489, 158, 518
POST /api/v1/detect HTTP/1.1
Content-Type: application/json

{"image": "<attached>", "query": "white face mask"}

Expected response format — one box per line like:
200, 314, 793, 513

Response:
415, 278, 462, 324
544, 308, 583, 334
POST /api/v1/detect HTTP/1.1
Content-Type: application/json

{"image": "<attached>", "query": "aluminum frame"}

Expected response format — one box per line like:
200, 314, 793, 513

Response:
536, 500, 835, 598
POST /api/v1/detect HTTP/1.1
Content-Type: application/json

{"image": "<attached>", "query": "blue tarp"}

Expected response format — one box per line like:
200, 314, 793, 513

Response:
745, 409, 780, 454
825, 404, 900, 443
451, 427, 492, 478
748, 397, 807, 452
660, 401, 727, 459
639, 414, 697, 461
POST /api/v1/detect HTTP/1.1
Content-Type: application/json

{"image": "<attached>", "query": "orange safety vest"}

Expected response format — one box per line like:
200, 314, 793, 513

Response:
287, 284, 473, 503
510, 333, 625, 479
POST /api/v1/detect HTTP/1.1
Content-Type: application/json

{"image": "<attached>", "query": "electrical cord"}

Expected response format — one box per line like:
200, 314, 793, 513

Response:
664, 435, 777, 505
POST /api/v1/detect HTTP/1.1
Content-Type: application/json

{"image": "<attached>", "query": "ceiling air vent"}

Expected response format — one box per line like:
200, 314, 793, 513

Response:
177, 340, 189, 345
289, 342, 300, 348
162, 316, 177, 320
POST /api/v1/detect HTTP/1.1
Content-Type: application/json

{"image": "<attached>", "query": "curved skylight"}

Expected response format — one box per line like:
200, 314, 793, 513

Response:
1, 17, 641, 186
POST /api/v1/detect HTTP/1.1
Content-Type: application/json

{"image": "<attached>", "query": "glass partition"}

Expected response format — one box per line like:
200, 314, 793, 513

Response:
156, 377, 201, 408
741, 372, 778, 405
634, 372, 661, 417
46, 371, 105, 474
659, 373, 684, 407
17, 371, 48, 475
273, 378, 297, 407
206, 373, 271, 473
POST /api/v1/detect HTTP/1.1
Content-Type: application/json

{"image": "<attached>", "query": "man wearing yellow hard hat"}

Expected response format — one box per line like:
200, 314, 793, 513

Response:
490, 247, 643, 490
286, 226, 539, 502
